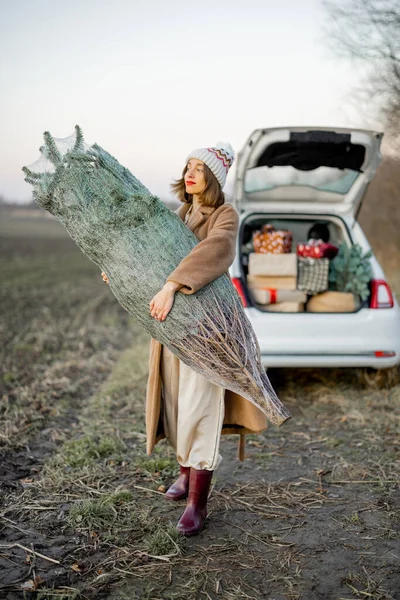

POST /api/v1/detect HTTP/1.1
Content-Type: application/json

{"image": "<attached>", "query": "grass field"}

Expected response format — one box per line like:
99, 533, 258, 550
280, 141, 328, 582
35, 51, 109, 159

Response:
0, 210, 399, 600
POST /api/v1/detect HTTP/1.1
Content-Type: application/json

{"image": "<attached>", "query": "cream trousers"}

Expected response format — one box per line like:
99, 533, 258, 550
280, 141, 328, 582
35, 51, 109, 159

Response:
160, 344, 225, 471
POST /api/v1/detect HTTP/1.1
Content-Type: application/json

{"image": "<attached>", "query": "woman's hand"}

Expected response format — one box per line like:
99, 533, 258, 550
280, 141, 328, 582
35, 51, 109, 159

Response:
101, 271, 109, 284
150, 282, 180, 321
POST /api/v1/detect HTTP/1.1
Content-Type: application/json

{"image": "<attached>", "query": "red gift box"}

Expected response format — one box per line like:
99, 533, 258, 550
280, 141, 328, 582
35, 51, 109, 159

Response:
296, 240, 338, 259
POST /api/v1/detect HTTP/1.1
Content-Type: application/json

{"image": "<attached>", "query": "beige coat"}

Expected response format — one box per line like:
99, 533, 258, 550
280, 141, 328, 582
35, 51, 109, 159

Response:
145, 201, 268, 461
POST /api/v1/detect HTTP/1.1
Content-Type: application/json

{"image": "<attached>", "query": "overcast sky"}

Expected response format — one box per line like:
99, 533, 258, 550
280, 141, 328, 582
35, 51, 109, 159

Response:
0, 0, 370, 203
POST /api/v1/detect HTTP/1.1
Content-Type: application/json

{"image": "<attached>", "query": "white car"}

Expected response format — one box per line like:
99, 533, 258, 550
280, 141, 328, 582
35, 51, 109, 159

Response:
229, 126, 400, 369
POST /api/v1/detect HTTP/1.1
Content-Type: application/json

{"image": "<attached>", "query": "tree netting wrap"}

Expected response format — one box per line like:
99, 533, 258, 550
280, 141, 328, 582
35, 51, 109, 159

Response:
22, 125, 291, 426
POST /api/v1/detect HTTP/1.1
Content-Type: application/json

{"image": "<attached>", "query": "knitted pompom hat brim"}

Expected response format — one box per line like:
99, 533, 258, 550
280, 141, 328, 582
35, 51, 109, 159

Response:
186, 141, 235, 189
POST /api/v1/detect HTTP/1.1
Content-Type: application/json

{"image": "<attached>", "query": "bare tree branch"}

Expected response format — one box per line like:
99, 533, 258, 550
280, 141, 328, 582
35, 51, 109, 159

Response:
322, 0, 400, 141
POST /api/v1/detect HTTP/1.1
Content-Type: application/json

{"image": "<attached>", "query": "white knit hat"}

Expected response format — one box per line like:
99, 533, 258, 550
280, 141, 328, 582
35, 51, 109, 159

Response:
185, 141, 235, 189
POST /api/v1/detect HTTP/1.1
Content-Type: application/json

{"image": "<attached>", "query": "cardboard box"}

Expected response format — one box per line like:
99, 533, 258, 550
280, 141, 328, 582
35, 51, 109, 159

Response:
266, 302, 305, 313
247, 274, 297, 291
250, 288, 307, 305
249, 252, 297, 276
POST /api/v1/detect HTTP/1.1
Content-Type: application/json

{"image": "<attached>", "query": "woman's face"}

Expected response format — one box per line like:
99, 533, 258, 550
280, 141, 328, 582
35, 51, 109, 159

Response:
184, 158, 206, 196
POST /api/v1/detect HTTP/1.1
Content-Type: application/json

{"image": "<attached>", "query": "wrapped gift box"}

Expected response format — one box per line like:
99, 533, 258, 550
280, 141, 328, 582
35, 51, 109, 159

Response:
247, 274, 297, 291
297, 240, 338, 259
266, 302, 305, 313
297, 257, 329, 294
252, 224, 292, 254
248, 252, 297, 276
250, 288, 307, 305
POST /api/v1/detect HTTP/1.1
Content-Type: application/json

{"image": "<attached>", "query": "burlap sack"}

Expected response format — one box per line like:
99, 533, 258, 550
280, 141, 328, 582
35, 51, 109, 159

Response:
307, 291, 360, 313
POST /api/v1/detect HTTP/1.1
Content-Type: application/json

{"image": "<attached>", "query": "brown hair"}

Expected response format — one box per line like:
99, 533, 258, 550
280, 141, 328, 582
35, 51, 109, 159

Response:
170, 162, 225, 208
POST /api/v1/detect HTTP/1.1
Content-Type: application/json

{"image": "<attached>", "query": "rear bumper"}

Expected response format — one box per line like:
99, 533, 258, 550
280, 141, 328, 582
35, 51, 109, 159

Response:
260, 352, 400, 369
244, 305, 400, 369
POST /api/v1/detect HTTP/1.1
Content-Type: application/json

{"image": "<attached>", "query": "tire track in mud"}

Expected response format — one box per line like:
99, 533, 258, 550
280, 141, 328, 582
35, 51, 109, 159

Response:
1, 321, 134, 473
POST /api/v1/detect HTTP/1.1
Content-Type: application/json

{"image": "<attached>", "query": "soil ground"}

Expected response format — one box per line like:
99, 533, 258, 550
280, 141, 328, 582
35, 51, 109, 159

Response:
0, 211, 399, 600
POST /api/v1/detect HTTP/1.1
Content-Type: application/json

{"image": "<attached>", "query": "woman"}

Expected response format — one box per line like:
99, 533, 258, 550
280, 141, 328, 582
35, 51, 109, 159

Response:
102, 142, 268, 536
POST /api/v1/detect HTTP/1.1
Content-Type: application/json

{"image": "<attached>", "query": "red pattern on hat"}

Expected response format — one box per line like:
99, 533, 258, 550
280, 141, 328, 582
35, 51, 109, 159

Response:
208, 147, 233, 172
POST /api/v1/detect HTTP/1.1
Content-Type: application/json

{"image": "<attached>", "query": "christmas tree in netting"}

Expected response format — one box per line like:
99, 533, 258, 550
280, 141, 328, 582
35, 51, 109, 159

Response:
22, 125, 291, 426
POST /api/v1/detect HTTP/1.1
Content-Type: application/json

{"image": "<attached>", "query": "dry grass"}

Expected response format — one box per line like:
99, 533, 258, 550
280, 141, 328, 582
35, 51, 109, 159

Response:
1, 211, 400, 599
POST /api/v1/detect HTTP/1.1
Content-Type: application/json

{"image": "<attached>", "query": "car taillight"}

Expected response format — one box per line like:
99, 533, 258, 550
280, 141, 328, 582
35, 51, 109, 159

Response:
369, 279, 394, 309
232, 277, 248, 307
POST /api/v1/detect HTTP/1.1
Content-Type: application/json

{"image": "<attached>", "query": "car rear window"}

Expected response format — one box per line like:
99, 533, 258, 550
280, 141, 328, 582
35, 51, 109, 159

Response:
244, 166, 359, 195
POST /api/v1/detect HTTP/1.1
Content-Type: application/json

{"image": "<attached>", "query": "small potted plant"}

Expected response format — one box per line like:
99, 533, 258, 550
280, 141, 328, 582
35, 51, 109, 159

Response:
307, 243, 373, 312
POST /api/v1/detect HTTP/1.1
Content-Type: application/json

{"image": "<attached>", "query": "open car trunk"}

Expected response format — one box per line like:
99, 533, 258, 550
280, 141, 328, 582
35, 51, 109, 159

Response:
239, 213, 368, 313
233, 127, 383, 218
232, 127, 381, 314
